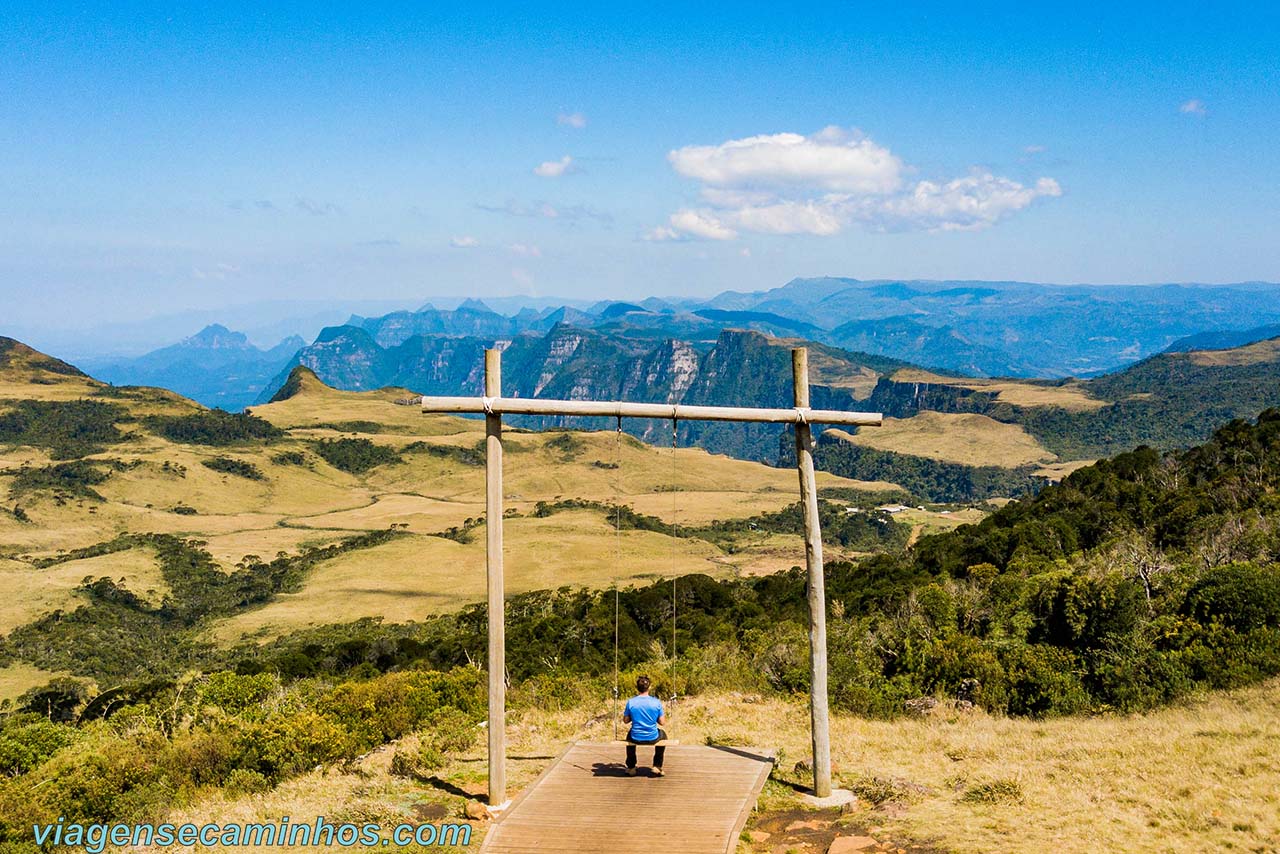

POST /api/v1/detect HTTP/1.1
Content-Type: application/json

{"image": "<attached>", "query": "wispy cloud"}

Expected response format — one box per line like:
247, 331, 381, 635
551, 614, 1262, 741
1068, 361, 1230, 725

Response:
651, 126, 1061, 240
534, 155, 575, 177
508, 243, 542, 258
1180, 98, 1207, 116
511, 267, 534, 288
477, 199, 611, 224
295, 197, 342, 216
228, 199, 277, 212
1023, 144, 1047, 155
193, 262, 242, 281
557, 111, 587, 129
450, 235, 479, 248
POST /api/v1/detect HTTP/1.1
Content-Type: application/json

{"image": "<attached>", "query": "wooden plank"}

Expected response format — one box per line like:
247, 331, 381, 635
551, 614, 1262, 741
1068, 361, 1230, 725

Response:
481, 742, 773, 854
421, 395, 881, 426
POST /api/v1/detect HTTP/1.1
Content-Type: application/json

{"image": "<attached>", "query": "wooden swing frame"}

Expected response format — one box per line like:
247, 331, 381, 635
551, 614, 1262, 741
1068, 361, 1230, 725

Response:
420, 347, 881, 804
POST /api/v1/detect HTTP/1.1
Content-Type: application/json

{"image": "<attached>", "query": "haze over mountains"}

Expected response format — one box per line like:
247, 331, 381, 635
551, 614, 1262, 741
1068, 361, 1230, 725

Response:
82, 278, 1280, 397
82, 325, 305, 413
22, 276, 1280, 486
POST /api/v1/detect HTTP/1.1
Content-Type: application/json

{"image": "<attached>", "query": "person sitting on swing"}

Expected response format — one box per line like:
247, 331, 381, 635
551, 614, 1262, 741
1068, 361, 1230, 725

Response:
622, 675, 667, 776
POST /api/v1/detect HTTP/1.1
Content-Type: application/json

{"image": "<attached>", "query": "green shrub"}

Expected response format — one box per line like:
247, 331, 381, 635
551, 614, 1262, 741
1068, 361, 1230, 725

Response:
961, 777, 1024, 804
1001, 645, 1090, 717
251, 709, 355, 779
0, 399, 128, 459
9, 461, 113, 499
200, 456, 265, 480
313, 438, 402, 473
16, 678, 92, 723
199, 671, 278, 715
0, 715, 79, 776
1183, 563, 1280, 632
146, 410, 282, 446
322, 669, 484, 750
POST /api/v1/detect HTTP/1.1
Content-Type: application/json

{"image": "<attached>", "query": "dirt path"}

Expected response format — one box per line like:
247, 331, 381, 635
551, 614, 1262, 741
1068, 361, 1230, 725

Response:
906, 523, 924, 549
743, 805, 945, 853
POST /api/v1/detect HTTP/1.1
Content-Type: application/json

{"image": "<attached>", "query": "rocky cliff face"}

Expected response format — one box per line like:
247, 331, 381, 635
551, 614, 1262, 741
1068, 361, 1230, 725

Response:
259, 325, 897, 462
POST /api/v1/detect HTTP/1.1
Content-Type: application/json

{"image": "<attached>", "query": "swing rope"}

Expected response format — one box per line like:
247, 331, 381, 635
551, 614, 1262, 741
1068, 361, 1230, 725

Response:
608, 415, 682, 736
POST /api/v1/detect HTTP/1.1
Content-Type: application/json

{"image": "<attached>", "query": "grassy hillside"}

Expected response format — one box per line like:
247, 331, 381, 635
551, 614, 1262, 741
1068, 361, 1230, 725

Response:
128, 679, 1280, 854
1, 340, 1279, 854
0, 347, 901, 696
863, 337, 1280, 462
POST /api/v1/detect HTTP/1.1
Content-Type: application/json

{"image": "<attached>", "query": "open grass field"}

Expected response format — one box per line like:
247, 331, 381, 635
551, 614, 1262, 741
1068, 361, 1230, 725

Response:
3, 368, 894, 649
140, 679, 1280, 854
0, 662, 67, 703
1032, 459, 1097, 481
890, 369, 1106, 412
825, 412, 1056, 468
0, 547, 166, 633
1188, 336, 1280, 366
212, 508, 754, 642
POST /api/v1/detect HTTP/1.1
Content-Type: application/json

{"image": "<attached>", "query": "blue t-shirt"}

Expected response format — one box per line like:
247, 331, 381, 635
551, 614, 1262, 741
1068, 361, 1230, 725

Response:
624, 694, 664, 742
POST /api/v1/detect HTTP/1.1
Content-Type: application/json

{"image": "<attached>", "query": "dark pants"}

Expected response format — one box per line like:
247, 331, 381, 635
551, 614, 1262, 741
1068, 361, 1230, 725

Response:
625, 729, 666, 769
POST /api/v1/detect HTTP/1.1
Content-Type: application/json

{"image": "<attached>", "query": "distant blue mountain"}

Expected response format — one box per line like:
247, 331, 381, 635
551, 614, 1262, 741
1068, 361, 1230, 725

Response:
86, 277, 1280, 415
1164, 324, 1280, 353
85, 325, 303, 411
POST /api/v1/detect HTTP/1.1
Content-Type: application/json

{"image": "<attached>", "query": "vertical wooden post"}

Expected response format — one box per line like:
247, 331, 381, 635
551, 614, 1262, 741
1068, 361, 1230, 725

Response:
793, 347, 832, 798
484, 348, 507, 806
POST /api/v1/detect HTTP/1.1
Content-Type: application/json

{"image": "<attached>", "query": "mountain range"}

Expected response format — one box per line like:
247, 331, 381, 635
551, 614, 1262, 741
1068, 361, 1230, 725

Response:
82, 325, 305, 412
31, 276, 1280, 496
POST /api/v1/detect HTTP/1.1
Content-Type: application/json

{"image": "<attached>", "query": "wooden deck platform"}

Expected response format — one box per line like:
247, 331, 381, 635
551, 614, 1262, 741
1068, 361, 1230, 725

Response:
481, 742, 775, 853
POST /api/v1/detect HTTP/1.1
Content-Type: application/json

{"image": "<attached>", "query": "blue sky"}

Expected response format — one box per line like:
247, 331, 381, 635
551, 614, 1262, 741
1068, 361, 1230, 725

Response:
2, 2, 1277, 331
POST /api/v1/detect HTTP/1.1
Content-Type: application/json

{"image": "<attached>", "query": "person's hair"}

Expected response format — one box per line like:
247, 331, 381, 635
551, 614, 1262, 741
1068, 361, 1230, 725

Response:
635, 675, 651, 693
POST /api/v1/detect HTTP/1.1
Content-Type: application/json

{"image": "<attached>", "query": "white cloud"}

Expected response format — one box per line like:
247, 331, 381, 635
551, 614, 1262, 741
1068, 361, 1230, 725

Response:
509, 243, 542, 258
478, 199, 611, 224
669, 126, 903, 194
670, 209, 736, 240
652, 126, 1062, 240
644, 209, 737, 242
644, 225, 682, 242
732, 199, 844, 236
872, 173, 1063, 232
450, 235, 479, 248
1023, 144, 1047, 155
1180, 99, 1207, 116
534, 155, 574, 177
557, 111, 587, 129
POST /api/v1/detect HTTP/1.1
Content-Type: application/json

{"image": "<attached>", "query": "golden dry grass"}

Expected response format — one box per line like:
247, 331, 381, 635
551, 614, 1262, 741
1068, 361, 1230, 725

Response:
826, 411, 1056, 468
1187, 337, 1280, 366
0, 367, 904, 653
890, 369, 1105, 412
211, 510, 734, 642
0, 663, 70, 703
891, 505, 988, 535
0, 547, 166, 633
1033, 459, 1097, 481
144, 680, 1280, 854
0, 376, 102, 402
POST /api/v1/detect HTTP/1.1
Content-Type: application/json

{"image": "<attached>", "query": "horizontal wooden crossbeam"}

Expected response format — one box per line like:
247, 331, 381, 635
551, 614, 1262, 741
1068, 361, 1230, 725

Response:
420, 395, 882, 426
